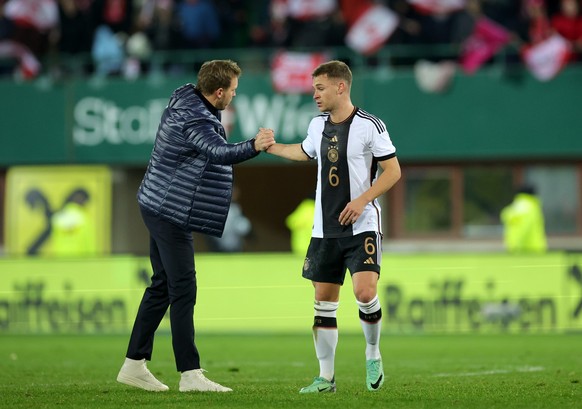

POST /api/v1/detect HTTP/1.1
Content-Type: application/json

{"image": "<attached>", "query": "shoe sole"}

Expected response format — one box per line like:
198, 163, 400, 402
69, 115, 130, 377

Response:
179, 387, 233, 392
117, 373, 169, 392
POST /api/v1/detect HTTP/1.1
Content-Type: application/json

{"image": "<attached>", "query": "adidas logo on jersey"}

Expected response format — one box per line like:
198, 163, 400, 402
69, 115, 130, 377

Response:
330, 135, 338, 144
364, 257, 374, 265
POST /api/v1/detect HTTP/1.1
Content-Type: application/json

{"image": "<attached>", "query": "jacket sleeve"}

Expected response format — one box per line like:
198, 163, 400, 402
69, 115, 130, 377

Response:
184, 118, 259, 165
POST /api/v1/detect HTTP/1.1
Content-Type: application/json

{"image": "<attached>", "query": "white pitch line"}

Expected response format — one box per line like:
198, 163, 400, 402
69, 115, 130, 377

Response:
433, 366, 544, 377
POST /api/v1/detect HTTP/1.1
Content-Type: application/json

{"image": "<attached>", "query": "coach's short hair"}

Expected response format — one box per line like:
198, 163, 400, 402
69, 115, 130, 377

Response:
197, 60, 242, 95
312, 60, 352, 87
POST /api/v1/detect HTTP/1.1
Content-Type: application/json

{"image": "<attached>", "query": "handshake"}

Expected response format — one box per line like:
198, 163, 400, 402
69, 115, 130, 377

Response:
252, 128, 307, 162
254, 128, 276, 152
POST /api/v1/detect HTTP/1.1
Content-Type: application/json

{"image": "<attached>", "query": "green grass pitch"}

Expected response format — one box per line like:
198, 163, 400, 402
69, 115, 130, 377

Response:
1, 332, 580, 408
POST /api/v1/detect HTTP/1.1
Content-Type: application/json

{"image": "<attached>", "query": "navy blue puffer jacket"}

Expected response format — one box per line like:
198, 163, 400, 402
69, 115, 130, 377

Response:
137, 84, 259, 237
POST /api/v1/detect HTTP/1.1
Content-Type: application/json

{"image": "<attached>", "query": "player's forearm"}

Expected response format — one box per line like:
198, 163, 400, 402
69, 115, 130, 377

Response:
361, 158, 401, 203
267, 143, 310, 161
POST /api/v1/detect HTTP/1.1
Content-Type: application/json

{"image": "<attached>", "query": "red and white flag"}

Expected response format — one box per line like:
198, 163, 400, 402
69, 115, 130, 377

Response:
459, 17, 511, 74
345, 4, 399, 55
4, 0, 59, 31
522, 34, 571, 81
0, 40, 41, 79
271, 51, 329, 94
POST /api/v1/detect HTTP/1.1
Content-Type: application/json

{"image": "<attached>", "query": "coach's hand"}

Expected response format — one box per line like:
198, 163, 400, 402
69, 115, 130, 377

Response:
254, 128, 275, 151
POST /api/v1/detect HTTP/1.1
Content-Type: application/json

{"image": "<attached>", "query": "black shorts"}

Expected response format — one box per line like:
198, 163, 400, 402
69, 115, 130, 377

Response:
302, 232, 382, 285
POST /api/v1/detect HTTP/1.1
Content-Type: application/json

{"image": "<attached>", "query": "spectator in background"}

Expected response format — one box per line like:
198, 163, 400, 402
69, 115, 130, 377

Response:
2, 0, 581, 79
3, 0, 59, 58
285, 192, 315, 256
135, 0, 175, 51
90, 0, 133, 77
480, 0, 523, 34
385, 0, 423, 46
523, 0, 552, 44
0, 0, 10, 33
247, 0, 272, 46
281, 0, 346, 47
0, 1, 41, 79
176, 0, 220, 48
551, 0, 582, 55
57, 0, 96, 56
414, 3, 469, 49
454, 0, 485, 44
91, 23, 124, 76
0, 0, 58, 79
50, 188, 96, 256
500, 185, 547, 254
93, 0, 133, 34
215, 0, 249, 48
130, 0, 175, 77
266, 0, 291, 46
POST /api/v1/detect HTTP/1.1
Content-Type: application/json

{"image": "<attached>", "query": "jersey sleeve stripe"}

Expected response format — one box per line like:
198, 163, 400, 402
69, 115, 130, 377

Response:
374, 152, 396, 161
355, 110, 386, 134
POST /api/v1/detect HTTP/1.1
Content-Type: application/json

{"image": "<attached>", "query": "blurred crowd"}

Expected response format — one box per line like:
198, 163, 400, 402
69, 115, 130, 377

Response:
0, 0, 581, 79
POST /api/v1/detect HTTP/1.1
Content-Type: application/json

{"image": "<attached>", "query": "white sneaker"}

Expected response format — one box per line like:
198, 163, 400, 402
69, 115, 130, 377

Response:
179, 369, 232, 392
117, 358, 169, 392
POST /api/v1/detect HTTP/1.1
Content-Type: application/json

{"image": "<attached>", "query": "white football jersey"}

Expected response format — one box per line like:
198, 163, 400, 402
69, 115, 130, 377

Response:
301, 107, 396, 238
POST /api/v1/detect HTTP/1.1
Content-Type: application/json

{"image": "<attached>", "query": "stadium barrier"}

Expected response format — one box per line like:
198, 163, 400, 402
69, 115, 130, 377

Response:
0, 253, 580, 334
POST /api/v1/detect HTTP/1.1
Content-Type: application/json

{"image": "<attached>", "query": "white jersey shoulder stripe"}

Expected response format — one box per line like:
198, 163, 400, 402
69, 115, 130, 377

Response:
355, 109, 386, 134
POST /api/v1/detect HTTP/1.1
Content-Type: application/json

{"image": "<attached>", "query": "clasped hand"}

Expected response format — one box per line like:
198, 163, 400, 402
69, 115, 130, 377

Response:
254, 128, 275, 151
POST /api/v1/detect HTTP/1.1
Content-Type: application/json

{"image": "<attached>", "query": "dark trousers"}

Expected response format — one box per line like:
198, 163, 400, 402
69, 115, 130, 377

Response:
126, 207, 200, 372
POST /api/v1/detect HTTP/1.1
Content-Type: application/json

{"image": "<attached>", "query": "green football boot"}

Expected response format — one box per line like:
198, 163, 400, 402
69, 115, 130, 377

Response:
366, 359, 384, 391
299, 376, 336, 393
